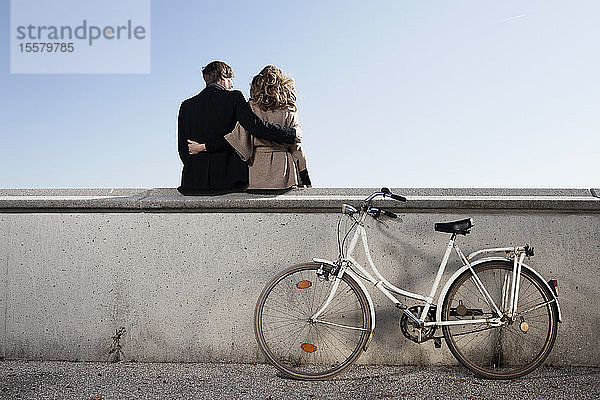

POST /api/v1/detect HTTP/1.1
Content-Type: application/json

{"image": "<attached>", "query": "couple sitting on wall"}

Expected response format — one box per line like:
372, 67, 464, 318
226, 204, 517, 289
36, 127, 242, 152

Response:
177, 61, 311, 195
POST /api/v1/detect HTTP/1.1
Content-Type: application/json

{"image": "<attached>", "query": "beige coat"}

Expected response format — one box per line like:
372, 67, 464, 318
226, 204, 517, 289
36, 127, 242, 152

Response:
225, 102, 308, 189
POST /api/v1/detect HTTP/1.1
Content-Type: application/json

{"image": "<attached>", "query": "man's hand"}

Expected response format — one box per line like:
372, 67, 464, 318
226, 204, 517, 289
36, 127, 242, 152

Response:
188, 139, 206, 154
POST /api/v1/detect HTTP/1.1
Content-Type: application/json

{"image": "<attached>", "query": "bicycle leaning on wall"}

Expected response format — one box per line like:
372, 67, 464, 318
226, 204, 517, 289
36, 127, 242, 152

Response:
254, 188, 561, 380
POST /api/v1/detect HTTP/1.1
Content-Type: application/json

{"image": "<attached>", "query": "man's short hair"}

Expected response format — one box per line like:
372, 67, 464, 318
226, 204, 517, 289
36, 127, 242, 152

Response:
202, 61, 233, 84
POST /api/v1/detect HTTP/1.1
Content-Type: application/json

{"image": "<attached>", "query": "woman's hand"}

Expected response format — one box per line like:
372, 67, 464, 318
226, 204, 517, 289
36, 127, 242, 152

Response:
188, 140, 206, 154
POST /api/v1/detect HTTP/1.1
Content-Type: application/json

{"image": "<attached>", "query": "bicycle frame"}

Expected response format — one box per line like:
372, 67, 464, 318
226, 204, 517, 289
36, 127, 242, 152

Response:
310, 210, 561, 331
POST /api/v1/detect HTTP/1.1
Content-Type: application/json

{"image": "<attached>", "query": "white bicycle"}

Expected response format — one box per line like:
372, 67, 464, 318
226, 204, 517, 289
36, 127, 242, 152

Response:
254, 188, 561, 380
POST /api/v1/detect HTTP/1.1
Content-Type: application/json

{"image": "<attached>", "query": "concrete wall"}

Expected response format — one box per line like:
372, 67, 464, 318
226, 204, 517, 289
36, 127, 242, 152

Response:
1, 188, 599, 366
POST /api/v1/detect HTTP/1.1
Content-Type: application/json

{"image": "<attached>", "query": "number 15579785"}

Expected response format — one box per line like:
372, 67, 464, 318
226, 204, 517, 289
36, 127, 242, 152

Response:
19, 42, 74, 52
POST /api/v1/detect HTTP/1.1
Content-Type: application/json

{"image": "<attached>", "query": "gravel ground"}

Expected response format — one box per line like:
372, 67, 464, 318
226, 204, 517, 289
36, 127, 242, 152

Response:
0, 361, 598, 400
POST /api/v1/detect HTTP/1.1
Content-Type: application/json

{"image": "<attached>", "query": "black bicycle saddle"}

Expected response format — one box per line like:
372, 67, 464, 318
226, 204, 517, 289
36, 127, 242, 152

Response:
434, 218, 474, 235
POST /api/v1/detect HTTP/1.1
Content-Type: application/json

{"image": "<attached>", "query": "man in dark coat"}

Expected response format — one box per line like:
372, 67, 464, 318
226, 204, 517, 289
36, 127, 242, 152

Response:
177, 61, 297, 194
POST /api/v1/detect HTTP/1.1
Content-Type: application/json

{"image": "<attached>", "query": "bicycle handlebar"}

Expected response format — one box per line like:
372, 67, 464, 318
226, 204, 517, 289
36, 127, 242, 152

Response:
362, 187, 407, 203
357, 188, 408, 217
389, 193, 407, 202
382, 209, 398, 218
367, 207, 398, 219
380, 187, 407, 202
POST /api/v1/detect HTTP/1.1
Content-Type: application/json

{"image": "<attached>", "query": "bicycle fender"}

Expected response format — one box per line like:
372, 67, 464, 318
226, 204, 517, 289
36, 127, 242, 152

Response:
312, 258, 376, 340
435, 257, 562, 323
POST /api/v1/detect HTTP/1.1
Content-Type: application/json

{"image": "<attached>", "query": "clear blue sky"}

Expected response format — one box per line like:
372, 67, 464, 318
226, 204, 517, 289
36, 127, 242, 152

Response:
1, 0, 598, 189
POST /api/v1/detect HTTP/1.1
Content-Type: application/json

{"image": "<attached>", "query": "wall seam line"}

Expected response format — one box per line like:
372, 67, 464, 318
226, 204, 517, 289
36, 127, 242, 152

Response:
3, 223, 9, 360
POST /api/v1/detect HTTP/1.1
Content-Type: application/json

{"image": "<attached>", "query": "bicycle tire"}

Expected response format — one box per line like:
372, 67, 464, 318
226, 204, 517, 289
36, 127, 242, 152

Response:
442, 260, 558, 379
254, 262, 372, 380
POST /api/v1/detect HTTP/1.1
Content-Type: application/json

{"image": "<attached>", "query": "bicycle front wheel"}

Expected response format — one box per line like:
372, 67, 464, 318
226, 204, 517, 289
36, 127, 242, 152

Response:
442, 260, 558, 379
254, 262, 372, 380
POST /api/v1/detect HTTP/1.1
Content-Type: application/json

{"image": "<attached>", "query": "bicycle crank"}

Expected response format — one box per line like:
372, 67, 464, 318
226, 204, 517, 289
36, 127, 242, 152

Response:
400, 305, 437, 343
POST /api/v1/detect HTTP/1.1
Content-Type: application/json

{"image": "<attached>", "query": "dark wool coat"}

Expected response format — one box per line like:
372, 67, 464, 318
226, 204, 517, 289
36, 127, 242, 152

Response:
177, 84, 296, 192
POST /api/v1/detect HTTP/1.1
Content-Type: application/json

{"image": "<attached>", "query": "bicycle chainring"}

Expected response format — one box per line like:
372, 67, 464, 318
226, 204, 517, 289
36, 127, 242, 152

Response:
400, 305, 437, 343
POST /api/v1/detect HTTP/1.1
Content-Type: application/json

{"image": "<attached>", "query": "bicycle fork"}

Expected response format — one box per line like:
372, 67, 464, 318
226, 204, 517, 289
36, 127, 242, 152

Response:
309, 262, 346, 323
309, 261, 371, 333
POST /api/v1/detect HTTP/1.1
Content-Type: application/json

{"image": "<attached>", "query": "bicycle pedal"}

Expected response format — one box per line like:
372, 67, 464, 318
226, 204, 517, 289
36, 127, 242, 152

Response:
434, 338, 442, 348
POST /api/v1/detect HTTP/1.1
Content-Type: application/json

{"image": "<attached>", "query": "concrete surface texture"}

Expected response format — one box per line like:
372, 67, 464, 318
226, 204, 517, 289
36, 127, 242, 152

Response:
1, 361, 599, 400
0, 188, 599, 366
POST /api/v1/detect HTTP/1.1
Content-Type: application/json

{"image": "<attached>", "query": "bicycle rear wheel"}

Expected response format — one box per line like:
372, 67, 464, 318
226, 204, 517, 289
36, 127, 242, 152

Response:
254, 262, 372, 380
442, 260, 558, 379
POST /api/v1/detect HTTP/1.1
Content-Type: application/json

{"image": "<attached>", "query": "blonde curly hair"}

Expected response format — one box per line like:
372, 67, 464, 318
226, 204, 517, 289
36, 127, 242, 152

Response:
249, 65, 297, 112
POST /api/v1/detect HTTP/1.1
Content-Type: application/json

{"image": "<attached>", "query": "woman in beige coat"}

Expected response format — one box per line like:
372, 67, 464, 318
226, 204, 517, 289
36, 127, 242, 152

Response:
225, 65, 311, 189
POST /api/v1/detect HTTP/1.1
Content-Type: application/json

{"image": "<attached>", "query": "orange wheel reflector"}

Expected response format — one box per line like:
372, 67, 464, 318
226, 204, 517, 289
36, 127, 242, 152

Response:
301, 343, 317, 353
296, 280, 312, 289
